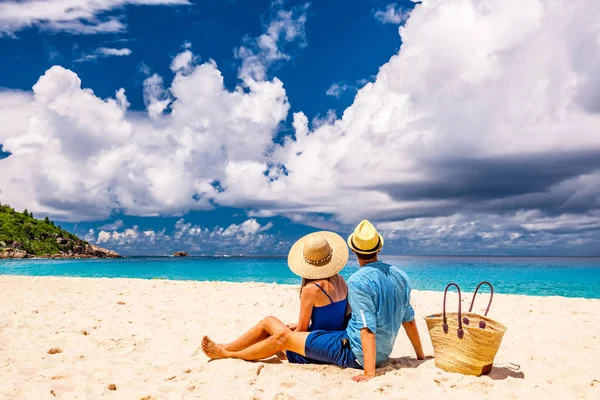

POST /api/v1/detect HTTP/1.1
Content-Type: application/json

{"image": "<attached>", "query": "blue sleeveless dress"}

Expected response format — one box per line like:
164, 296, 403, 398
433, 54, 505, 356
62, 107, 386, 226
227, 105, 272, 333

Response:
287, 283, 348, 364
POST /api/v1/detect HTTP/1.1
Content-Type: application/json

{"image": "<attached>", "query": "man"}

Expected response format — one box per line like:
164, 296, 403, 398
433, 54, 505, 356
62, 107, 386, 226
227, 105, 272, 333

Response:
344, 220, 425, 381
201, 220, 425, 382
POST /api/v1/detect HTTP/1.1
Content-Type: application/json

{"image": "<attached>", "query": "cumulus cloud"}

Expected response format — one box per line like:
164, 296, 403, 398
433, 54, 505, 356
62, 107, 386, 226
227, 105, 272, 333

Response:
0, 0, 190, 37
228, 0, 600, 252
97, 218, 283, 254
170, 49, 197, 74
2, 0, 600, 254
374, 3, 410, 25
75, 47, 132, 63
0, 1, 305, 221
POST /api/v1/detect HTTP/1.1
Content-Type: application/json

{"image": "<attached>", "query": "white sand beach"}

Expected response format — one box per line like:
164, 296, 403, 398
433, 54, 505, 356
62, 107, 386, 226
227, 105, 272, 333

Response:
1, 275, 599, 399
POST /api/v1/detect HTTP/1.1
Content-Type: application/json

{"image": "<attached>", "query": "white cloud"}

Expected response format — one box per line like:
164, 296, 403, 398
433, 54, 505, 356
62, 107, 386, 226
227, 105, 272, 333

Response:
0, 48, 290, 219
0, 0, 190, 37
170, 49, 197, 74
98, 47, 132, 56
97, 231, 112, 243
98, 218, 282, 254
98, 219, 124, 230
83, 228, 96, 242
75, 47, 132, 63
374, 3, 410, 25
237, 0, 600, 226
325, 83, 351, 99
0, 1, 309, 221
235, 2, 309, 83
373, 211, 600, 254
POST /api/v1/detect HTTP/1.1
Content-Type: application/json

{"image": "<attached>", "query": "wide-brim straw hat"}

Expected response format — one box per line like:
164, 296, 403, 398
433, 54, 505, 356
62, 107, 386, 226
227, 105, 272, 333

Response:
288, 231, 349, 279
347, 220, 384, 255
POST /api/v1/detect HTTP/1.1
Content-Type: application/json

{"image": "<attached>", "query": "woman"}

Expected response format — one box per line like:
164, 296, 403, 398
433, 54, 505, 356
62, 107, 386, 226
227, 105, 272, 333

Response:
205, 231, 350, 364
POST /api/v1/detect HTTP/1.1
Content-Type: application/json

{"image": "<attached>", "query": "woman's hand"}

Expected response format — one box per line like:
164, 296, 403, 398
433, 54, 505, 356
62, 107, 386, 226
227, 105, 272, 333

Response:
285, 323, 297, 331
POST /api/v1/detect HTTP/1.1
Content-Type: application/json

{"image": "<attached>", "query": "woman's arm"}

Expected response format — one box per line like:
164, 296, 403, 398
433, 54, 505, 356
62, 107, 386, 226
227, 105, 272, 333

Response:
295, 285, 317, 332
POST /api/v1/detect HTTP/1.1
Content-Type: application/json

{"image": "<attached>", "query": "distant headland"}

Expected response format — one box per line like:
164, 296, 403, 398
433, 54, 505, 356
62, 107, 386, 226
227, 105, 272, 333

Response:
0, 203, 120, 259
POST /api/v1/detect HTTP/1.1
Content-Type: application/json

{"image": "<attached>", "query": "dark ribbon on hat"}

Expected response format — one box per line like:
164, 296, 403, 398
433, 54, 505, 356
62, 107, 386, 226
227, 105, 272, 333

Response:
351, 236, 381, 253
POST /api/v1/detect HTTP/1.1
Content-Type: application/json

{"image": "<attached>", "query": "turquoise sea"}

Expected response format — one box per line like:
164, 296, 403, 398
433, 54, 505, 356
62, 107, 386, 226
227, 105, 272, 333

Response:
0, 256, 600, 299
2, 256, 600, 299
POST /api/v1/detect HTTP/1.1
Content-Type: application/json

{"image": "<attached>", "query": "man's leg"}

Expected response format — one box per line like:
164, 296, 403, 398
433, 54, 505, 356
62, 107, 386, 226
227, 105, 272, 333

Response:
221, 316, 289, 352
202, 330, 310, 361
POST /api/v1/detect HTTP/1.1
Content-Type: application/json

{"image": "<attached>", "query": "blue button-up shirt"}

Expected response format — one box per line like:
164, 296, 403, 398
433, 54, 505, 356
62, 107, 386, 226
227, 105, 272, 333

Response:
345, 261, 415, 366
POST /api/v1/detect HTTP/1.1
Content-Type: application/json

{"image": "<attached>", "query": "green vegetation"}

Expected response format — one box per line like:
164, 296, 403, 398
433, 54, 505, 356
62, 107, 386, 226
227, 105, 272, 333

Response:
0, 203, 87, 256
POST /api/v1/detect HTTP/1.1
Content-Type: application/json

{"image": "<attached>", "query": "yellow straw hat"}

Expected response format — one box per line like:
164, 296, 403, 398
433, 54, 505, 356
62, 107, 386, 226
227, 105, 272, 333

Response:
288, 231, 349, 279
347, 220, 384, 254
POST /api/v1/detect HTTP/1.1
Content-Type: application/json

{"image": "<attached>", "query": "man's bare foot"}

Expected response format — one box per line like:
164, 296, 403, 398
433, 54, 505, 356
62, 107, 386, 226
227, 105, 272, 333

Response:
201, 336, 227, 360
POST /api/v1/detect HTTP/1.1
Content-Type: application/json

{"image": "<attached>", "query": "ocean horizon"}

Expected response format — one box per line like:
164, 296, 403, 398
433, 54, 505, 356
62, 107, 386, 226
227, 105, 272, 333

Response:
2, 255, 599, 299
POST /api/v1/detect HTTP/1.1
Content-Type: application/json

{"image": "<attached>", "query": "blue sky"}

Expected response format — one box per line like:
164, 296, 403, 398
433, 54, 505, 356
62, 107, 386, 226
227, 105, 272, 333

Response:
1, 0, 600, 256
1, 0, 405, 119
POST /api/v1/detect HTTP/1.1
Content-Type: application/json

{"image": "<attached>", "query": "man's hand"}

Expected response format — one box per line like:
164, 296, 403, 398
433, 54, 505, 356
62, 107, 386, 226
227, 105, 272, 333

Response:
352, 372, 375, 382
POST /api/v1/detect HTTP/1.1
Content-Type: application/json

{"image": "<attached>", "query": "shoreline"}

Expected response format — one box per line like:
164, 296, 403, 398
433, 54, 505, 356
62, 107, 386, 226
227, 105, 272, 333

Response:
0, 274, 598, 300
1, 275, 599, 399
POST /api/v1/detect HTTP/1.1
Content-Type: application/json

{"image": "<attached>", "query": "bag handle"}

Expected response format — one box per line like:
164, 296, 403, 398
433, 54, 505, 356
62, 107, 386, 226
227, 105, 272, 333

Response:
442, 283, 464, 339
463, 281, 494, 329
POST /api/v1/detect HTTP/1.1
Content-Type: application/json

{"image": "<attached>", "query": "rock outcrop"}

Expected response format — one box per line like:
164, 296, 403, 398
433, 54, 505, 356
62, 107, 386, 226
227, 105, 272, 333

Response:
85, 244, 120, 258
0, 243, 120, 259
0, 248, 28, 259
174, 251, 189, 257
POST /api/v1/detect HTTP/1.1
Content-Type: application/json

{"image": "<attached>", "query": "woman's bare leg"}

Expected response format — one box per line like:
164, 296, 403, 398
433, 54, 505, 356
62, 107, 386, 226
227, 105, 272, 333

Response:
202, 330, 309, 361
221, 316, 289, 352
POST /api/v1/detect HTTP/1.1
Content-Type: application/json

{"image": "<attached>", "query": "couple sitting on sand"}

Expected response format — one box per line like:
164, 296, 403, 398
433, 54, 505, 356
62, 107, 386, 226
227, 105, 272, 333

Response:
201, 220, 425, 382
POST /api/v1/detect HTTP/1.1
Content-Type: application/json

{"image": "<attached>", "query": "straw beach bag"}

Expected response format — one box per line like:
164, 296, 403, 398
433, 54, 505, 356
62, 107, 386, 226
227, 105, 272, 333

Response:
425, 282, 507, 376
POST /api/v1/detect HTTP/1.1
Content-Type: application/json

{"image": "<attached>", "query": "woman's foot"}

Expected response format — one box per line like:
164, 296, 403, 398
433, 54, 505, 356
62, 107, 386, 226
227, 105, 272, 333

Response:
201, 336, 227, 360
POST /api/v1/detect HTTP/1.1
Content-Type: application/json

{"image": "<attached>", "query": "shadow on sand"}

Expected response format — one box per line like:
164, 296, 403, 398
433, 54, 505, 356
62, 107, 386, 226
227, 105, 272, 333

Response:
379, 357, 525, 380
377, 356, 433, 372
486, 364, 525, 380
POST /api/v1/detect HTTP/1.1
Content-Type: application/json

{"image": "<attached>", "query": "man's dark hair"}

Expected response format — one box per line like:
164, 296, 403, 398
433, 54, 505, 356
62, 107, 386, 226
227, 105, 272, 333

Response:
354, 251, 378, 261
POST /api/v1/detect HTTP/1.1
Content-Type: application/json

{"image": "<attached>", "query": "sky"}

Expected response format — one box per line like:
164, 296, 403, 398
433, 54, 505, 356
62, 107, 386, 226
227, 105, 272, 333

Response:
1, 0, 599, 256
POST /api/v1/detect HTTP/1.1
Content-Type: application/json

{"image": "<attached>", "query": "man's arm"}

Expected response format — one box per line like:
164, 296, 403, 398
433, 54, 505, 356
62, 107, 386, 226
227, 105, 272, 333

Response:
402, 320, 425, 360
352, 328, 376, 382
347, 279, 378, 382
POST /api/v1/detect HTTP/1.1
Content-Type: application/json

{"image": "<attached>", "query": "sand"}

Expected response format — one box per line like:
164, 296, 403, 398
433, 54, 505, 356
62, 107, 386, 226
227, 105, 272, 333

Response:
0, 275, 599, 399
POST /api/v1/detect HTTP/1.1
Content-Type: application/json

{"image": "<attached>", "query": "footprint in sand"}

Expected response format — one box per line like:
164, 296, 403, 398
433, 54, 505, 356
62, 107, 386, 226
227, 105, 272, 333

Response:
273, 393, 295, 400
255, 364, 264, 376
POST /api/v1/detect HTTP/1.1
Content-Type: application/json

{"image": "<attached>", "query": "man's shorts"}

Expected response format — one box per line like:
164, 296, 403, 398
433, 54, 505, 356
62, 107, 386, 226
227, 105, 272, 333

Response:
286, 330, 362, 369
